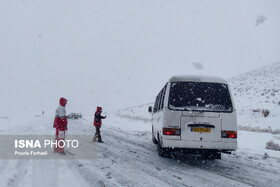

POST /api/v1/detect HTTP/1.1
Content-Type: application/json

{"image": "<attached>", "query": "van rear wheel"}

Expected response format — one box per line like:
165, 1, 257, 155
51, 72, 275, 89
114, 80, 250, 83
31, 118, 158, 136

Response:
201, 151, 221, 159
157, 137, 173, 158
152, 126, 158, 144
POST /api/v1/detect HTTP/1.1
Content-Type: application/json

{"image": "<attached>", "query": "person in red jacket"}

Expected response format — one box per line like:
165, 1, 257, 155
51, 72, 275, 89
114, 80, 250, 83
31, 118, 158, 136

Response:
53, 97, 68, 153
92, 106, 106, 143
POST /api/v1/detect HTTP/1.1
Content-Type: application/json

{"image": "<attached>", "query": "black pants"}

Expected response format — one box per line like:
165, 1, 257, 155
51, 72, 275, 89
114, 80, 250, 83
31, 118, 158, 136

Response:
94, 125, 101, 141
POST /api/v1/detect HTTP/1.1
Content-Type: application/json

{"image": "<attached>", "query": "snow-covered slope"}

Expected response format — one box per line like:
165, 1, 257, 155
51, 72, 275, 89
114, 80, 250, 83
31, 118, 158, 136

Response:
117, 63, 280, 132
229, 62, 280, 130
114, 103, 152, 123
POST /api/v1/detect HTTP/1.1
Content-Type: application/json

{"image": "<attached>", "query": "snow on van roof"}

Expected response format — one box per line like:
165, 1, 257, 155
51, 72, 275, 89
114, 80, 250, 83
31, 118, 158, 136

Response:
168, 75, 228, 84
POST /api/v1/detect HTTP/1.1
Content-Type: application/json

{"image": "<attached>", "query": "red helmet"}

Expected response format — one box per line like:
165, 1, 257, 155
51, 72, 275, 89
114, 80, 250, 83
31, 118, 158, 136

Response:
60, 97, 67, 107
97, 106, 102, 112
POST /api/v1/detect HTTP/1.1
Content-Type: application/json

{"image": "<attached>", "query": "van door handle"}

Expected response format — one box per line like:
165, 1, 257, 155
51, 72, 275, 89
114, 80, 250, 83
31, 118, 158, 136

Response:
187, 124, 215, 128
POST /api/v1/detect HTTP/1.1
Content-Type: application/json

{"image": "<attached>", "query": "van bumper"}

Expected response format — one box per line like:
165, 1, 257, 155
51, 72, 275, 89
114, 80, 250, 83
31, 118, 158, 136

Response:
162, 139, 237, 151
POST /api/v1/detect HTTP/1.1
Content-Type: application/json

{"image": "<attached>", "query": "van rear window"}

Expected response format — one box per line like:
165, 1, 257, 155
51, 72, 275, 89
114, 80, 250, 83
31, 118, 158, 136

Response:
169, 82, 233, 112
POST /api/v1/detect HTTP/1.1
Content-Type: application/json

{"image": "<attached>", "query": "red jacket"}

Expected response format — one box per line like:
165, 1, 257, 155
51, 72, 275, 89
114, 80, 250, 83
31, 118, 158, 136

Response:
53, 117, 67, 131
94, 107, 106, 126
53, 100, 68, 131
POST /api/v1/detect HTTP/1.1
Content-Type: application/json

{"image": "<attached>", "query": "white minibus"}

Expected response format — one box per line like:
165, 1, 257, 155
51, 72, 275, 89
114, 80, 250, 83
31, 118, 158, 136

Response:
149, 75, 237, 159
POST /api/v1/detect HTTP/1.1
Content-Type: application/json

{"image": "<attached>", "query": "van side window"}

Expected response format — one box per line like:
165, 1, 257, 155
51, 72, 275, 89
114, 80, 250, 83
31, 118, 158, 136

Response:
154, 95, 159, 113
159, 84, 167, 111
154, 83, 167, 113
157, 91, 163, 112
158, 89, 163, 111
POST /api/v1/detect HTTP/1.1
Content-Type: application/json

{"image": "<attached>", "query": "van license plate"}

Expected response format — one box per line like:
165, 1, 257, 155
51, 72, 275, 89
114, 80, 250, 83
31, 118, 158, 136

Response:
191, 127, 211, 133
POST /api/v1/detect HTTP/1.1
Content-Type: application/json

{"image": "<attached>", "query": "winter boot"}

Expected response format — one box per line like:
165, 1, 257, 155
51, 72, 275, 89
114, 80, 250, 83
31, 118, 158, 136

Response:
98, 140, 104, 143
92, 135, 97, 142
60, 152, 67, 155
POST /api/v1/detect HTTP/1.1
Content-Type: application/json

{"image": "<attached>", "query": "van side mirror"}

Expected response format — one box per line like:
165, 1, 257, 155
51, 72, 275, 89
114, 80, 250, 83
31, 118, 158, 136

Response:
148, 106, 153, 113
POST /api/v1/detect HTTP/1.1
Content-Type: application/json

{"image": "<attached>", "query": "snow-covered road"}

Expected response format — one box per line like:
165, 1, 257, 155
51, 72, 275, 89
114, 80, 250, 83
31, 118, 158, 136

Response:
0, 114, 280, 187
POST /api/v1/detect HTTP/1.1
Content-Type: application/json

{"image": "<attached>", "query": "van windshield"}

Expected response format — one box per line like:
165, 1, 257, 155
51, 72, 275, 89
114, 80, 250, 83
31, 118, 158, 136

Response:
168, 82, 233, 112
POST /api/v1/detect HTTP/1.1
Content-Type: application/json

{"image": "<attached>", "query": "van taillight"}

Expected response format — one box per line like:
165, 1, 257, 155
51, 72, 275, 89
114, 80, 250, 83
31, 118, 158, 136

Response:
221, 131, 237, 139
163, 128, 181, 136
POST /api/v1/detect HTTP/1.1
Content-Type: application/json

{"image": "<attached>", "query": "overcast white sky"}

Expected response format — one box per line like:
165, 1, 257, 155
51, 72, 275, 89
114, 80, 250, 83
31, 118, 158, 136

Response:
1, 0, 280, 117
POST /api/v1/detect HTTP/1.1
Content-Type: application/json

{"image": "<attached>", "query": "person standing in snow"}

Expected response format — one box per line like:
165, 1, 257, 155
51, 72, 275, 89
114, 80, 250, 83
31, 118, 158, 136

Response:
53, 97, 68, 153
92, 106, 106, 143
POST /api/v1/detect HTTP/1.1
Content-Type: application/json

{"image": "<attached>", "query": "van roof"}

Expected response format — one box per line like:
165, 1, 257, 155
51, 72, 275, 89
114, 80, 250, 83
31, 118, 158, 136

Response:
168, 75, 228, 84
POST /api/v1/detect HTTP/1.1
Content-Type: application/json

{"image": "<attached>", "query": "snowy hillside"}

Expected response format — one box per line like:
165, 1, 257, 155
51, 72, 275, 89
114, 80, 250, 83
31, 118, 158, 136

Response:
229, 62, 280, 131
115, 103, 152, 123
117, 63, 280, 132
